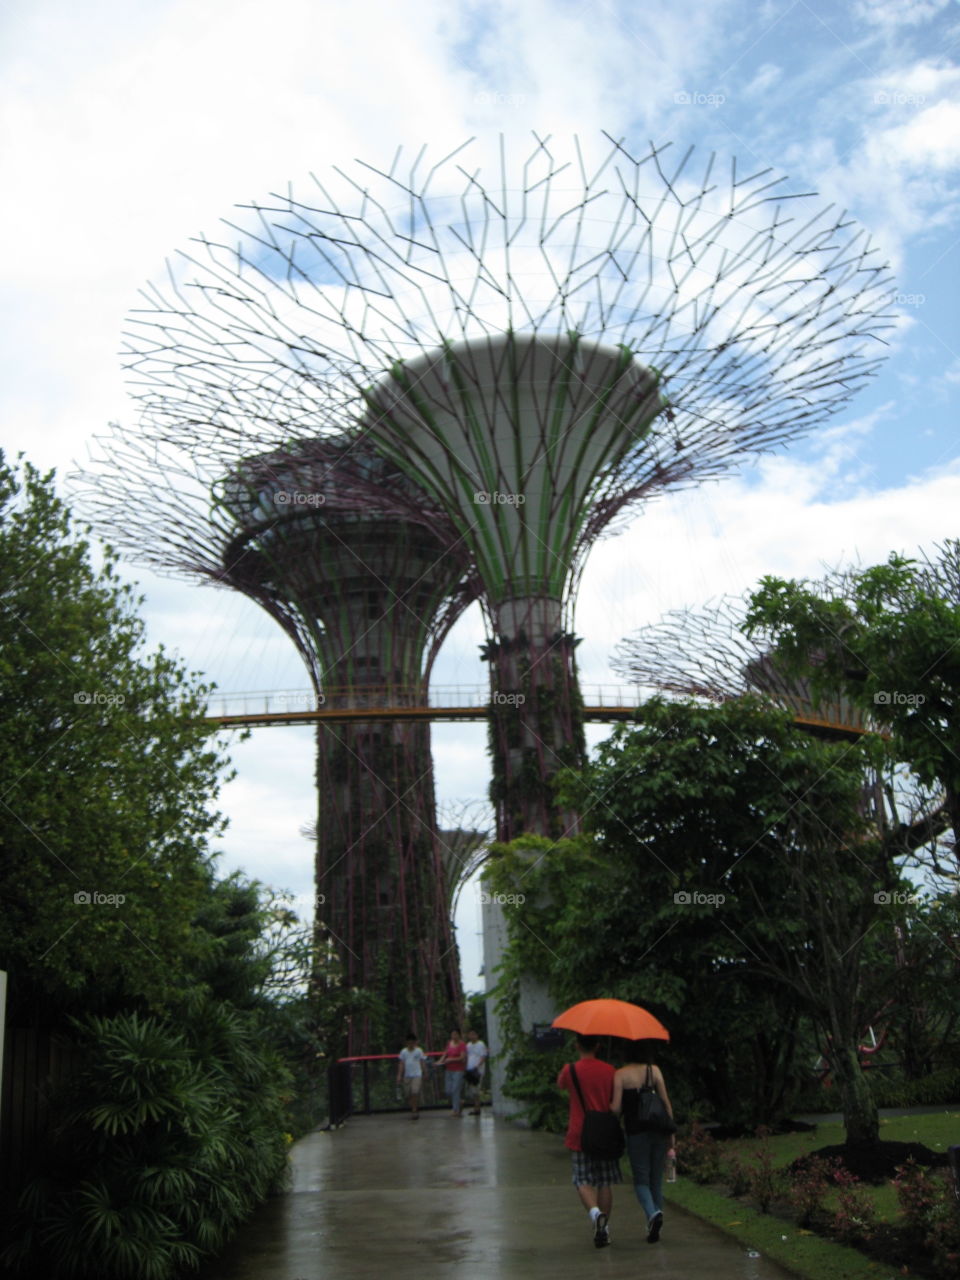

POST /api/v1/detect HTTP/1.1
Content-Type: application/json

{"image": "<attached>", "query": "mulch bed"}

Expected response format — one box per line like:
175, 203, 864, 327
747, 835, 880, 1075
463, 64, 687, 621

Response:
792, 1139, 949, 1183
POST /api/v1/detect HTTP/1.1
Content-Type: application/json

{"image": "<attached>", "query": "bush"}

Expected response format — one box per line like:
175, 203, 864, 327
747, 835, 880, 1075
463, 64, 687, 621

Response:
1, 1000, 291, 1279
894, 1157, 940, 1243
787, 1154, 838, 1228
745, 1128, 787, 1213
894, 1159, 960, 1278
500, 1045, 570, 1132
869, 1067, 960, 1108
676, 1122, 724, 1183
722, 1151, 752, 1197
828, 1165, 877, 1246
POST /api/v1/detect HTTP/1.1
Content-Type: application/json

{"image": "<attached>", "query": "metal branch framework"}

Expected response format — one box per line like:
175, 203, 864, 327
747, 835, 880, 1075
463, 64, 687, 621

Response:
113, 133, 893, 840
611, 592, 871, 736
80, 133, 894, 1040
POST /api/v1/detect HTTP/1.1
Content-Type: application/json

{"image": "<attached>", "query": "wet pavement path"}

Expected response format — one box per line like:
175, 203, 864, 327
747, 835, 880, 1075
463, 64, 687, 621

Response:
200, 1111, 797, 1280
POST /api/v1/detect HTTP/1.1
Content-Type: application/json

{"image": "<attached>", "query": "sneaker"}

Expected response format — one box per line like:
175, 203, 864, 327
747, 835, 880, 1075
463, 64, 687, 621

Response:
593, 1212, 609, 1248
646, 1210, 663, 1243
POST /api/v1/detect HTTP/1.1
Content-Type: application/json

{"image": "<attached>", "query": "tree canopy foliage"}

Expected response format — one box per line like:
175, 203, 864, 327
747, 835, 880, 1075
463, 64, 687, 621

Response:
486, 696, 951, 1145
0, 454, 336, 1276
0, 454, 235, 1024
745, 545, 960, 863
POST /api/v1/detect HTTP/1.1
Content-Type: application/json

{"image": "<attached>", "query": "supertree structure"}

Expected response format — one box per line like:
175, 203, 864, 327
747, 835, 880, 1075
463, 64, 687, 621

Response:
79, 429, 477, 1052
611, 592, 871, 738
119, 133, 894, 842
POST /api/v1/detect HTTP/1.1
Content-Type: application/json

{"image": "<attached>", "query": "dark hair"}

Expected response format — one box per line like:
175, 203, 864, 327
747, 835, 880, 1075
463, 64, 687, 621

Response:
625, 1038, 658, 1063
450, 1027, 462, 1036
575, 1033, 600, 1051
405, 1031, 417, 1041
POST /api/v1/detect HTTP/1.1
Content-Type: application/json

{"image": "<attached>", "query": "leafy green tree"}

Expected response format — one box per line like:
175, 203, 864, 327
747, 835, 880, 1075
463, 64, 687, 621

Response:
0, 454, 231, 1024
879, 893, 960, 1081
744, 548, 960, 856
0, 455, 352, 1274
487, 698, 930, 1145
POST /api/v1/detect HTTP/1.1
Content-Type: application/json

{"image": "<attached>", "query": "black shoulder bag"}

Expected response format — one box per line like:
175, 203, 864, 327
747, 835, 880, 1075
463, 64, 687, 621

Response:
569, 1064, 625, 1160
636, 1064, 676, 1133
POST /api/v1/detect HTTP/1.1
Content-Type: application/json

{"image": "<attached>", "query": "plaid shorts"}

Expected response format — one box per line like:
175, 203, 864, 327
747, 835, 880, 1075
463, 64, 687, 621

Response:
571, 1150, 623, 1187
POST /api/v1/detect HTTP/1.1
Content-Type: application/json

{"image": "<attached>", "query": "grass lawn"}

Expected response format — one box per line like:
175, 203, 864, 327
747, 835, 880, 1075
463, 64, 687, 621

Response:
672, 1109, 960, 1278
666, 1179, 882, 1280
718, 1111, 959, 1222
720, 1110, 960, 1171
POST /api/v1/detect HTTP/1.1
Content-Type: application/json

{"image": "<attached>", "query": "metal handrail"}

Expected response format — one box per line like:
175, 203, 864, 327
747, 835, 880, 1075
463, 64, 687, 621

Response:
204, 683, 648, 718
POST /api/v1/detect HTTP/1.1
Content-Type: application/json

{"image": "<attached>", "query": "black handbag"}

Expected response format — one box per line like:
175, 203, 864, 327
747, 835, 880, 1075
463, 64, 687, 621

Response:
569, 1064, 625, 1160
635, 1064, 676, 1133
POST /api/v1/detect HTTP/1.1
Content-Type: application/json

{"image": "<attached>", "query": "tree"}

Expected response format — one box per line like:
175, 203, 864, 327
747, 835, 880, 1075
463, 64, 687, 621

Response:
487, 697, 934, 1145
744, 547, 960, 861
0, 453, 231, 1023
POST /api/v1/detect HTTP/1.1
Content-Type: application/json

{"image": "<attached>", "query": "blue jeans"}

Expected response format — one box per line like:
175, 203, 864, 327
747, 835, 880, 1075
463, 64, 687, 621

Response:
626, 1131, 671, 1222
444, 1071, 464, 1111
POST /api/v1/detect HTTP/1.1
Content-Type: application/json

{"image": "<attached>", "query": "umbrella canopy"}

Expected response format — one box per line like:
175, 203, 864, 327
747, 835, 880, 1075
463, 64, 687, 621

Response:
552, 999, 670, 1041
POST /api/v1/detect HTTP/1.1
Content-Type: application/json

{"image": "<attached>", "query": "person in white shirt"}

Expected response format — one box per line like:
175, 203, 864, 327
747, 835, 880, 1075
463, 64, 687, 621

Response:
396, 1032, 427, 1119
465, 1027, 489, 1115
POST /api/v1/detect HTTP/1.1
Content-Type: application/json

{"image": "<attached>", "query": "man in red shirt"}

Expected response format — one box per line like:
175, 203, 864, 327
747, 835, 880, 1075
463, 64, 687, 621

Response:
556, 1034, 622, 1248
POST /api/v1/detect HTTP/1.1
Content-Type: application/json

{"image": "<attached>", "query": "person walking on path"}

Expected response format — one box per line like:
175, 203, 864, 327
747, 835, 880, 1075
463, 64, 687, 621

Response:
556, 1033, 621, 1249
611, 1039, 675, 1244
464, 1027, 488, 1115
435, 1027, 467, 1116
396, 1032, 428, 1119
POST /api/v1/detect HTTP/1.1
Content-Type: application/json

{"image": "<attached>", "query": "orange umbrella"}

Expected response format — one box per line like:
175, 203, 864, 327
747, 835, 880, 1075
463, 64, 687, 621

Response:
552, 998, 670, 1041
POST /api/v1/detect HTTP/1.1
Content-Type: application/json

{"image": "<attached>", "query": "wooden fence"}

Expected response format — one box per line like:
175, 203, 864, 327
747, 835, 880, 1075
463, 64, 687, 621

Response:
1, 1026, 82, 1191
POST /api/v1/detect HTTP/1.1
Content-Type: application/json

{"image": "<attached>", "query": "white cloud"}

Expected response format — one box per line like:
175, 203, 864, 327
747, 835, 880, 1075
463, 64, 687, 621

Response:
881, 99, 960, 170
854, 0, 952, 27
777, 56, 960, 272
744, 62, 783, 96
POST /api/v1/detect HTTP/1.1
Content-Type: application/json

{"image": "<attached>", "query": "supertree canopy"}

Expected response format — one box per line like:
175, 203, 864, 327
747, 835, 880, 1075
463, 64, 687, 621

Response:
117, 133, 894, 840
611, 592, 871, 738
80, 134, 894, 1060
79, 429, 476, 1052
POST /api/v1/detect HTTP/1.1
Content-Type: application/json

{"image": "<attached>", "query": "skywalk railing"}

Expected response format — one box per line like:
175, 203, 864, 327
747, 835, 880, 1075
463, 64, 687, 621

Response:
200, 686, 876, 736
204, 684, 647, 720
327, 1051, 486, 1126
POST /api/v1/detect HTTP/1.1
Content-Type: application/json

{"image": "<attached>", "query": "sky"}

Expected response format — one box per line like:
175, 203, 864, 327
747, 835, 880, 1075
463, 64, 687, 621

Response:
1, 0, 959, 1001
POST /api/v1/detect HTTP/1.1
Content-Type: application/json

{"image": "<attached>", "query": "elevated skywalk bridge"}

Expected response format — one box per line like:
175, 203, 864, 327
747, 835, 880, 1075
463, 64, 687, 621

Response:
201, 684, 873, 737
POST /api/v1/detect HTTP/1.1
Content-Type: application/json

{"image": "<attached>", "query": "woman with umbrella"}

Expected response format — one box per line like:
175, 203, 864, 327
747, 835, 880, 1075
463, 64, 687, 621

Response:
611, 1040, 675, 1244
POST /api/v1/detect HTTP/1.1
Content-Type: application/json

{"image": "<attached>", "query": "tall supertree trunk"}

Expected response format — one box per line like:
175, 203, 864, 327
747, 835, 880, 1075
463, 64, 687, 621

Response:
315, 714, 461, 1056
484, 596, 586, 840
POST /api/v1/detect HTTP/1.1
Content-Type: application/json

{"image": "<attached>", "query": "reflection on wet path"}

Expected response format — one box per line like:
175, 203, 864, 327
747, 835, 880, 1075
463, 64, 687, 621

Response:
200, 1111, 797, 1279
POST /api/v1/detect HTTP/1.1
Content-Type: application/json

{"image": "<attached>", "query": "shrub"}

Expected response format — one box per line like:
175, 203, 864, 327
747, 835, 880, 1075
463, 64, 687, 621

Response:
894, 1157, 940, 1243
787, 1154, 838, 1228
894, 1159, 960, 1278
746, 1127, 787, 1213
500, 1045, 570, 1132
829, 1164, 876, 1246
677, 1122, 724, 1183
869, 1067, 960, 1108
722, 1151, 752, 1198
925, 1194, 960, 1279
1, 1001, 291, 1279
